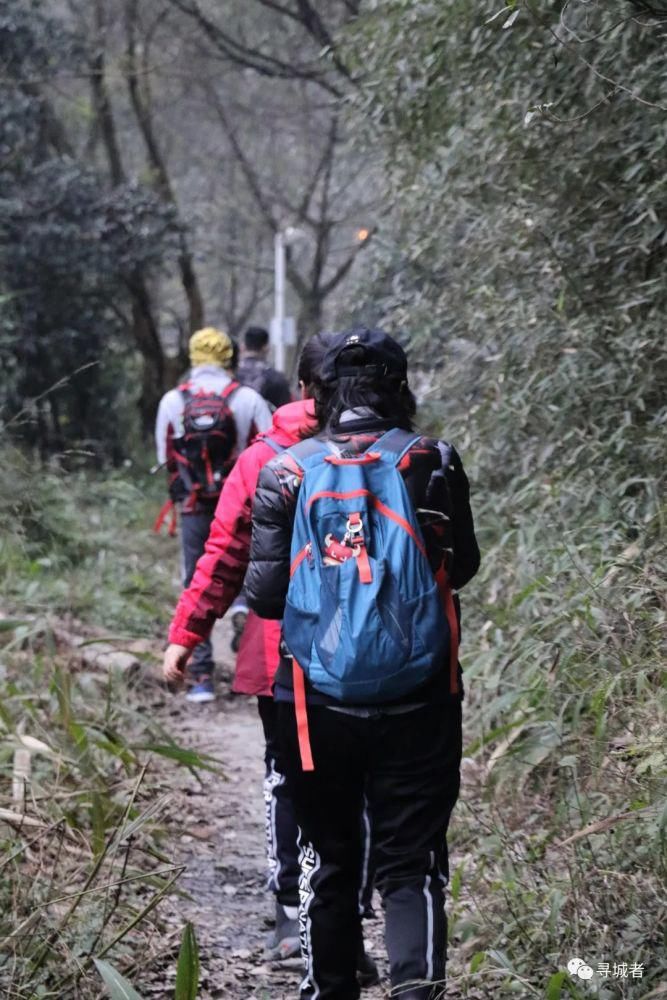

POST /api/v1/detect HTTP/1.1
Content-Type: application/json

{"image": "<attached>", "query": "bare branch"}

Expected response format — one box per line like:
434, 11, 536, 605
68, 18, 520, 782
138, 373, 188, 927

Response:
295, 0, 336, 48
525, 0, 667, 112
625, 0, 667, 17
318, 116, 337, 223
253, 0, 302, 23
320, 227, 375, 298
165, 0, 342, 96
206, 86, 278, 232
297, 114, 339, 220
285, 257, 311, 301
293, 0, 355, 83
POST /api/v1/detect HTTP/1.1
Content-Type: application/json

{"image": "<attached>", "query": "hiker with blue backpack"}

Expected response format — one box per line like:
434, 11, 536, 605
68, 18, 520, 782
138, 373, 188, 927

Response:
245, 328, 480, 1000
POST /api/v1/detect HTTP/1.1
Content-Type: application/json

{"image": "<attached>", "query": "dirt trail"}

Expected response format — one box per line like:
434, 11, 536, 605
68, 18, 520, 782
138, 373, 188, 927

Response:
149, 621, 389, 1000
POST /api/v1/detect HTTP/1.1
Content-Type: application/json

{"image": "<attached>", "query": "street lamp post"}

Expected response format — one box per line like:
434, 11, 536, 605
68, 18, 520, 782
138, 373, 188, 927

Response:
273, 230, 287, 373
271, 224, 370, 371
271, 227, 303, 373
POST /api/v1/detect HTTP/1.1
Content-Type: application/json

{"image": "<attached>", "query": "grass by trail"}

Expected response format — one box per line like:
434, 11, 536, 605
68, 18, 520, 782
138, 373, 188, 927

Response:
0, 448, 178, 633
0, 450, 211, 998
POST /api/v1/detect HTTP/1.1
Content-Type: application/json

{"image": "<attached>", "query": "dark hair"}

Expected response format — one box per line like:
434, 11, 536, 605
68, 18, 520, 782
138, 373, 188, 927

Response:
297, 332, 339, 390
313, 344, 416, 431
244, 326, 269, 352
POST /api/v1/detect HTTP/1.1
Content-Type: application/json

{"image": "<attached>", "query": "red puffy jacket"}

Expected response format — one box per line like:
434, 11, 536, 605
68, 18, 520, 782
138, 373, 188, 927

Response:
168, 399, 315, 696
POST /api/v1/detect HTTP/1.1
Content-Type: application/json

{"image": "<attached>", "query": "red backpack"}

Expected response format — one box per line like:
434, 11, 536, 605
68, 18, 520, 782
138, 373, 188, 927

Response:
171, 381, 240, 504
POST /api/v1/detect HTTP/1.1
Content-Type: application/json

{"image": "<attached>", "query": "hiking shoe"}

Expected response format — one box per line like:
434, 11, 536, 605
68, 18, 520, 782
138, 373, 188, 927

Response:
266, 902, 300, 960
185, 677, 215, 703
230, 608, 248, 654
357, 944, 380, 989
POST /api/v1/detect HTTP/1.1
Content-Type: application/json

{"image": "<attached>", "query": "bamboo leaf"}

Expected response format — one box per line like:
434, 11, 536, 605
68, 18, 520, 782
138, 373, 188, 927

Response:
93, 958, 143, 1000
111, 793, 172, 849
503, 8, 520, 29
545, 971, 567, 999
16, 734, 54, 755
450, 862, 464, 902
487, 949, 516, 973
174, 921, 200, 1000
139, 743, 223, 774
470, 951, 486, 973
91, 791, 106, 859
0, 619, 29, 632
96, 868, 186, 958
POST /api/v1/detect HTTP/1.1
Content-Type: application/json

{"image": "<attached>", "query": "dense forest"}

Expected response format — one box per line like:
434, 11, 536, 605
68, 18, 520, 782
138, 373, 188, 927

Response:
1, 1, 665, 998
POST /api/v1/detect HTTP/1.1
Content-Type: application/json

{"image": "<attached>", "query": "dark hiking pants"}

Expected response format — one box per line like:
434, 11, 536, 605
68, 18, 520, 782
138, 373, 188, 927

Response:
180, 511, 215, 679
277, 698, 462, 1000
258, 696, 301, 908
258, 696, 376, 916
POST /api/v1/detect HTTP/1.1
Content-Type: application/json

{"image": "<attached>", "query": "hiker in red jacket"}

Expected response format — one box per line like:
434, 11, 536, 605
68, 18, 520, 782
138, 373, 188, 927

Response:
163, 334, 378, 984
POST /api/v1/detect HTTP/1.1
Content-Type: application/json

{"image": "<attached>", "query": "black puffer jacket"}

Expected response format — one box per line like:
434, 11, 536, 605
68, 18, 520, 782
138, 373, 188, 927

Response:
245, 414, 480, 703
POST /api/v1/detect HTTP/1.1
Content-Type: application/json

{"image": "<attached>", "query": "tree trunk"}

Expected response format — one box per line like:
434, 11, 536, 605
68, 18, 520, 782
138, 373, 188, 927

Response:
126, 272, 166, 436
125, 0, 205, 334
293, 294, 324, 377
87, 3, 168, 440
48, 395, 65, 454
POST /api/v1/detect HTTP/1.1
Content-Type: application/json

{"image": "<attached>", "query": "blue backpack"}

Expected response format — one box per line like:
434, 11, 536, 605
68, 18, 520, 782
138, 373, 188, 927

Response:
282, 428, 456, 710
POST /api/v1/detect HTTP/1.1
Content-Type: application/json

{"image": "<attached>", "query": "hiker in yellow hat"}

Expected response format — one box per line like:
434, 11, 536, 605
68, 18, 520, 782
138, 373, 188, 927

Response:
154, 326, 272, 702
188, 327, 234, 368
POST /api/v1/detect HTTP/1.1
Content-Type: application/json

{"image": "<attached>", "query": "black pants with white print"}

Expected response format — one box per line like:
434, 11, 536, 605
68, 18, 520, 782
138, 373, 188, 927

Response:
258, 696, 376, 915
258, 696, 301, 908
277, 697, 462, 1000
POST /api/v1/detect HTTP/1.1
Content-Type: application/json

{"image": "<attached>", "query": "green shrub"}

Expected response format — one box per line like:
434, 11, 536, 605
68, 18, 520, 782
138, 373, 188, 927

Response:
0, 445, 177, 632
344, 1, 667, 994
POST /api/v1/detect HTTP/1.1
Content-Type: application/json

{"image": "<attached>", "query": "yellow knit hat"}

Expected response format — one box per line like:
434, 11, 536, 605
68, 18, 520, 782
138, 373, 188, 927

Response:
189, 327, 233, 368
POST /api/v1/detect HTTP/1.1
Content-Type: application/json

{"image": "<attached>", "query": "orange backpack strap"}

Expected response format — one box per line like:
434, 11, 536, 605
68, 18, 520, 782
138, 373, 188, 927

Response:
436, 565, 460, 695
154, 498, 177, 536
293, 659, 315, 772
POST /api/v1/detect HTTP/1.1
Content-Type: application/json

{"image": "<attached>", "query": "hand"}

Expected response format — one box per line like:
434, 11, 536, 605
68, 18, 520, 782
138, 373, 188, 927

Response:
162, 643, 191, 689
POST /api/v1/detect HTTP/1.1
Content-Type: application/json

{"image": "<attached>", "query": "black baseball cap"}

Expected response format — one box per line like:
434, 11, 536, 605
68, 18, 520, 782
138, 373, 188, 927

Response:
320, 327, 408, 384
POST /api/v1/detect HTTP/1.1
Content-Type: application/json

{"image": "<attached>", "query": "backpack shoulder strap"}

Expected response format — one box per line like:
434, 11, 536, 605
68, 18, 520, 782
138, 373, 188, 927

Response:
286, 436, 332, 471
221, 380, 240, 400
370, 428, 421, 466
261, 435, 285, 456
